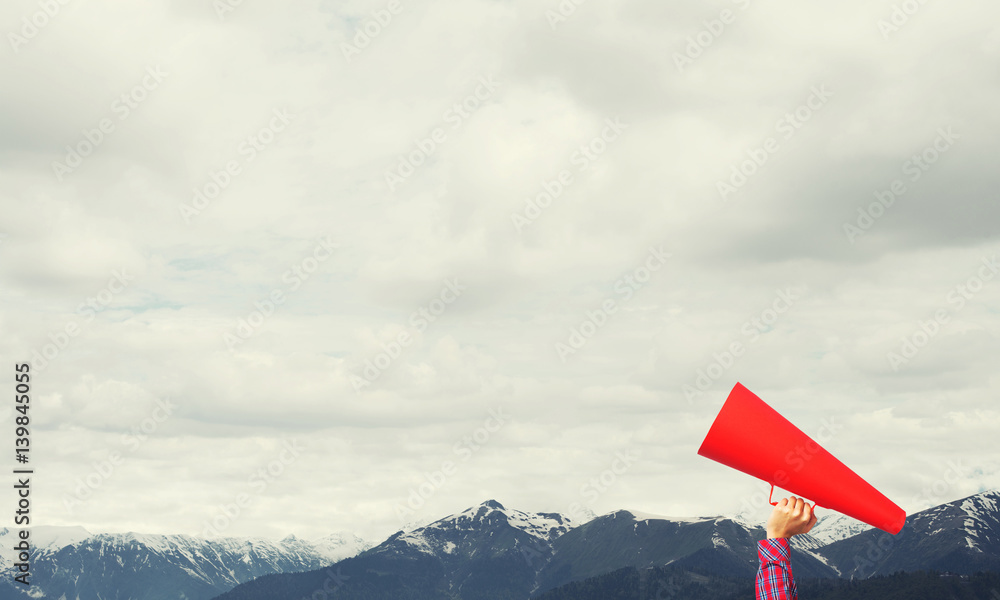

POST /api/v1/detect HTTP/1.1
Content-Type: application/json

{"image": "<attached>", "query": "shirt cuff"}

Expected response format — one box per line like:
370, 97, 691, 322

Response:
758, 537, 792, 564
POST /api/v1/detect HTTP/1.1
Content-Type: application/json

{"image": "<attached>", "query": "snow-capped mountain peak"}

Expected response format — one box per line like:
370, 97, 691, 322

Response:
0, 525, 93, 564
19, 525, 91, 552
427, 499, 574, 542
381, 500, 576, 559
309, 531, 373, 563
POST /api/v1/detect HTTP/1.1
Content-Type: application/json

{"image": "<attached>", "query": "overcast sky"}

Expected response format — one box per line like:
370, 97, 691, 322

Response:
1, 0, 998, 545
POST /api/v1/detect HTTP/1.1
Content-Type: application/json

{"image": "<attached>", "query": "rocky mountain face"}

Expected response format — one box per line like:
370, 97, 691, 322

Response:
817, 489, 1000, 578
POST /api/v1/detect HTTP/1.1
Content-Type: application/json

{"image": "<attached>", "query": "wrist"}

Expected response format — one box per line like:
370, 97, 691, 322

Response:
766, 529, 790, 540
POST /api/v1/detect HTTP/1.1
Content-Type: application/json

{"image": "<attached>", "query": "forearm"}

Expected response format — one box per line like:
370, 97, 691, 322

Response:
755, 538, 797, 600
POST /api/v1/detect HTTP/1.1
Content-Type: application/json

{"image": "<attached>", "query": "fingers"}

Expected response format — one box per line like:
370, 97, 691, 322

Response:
780, 496, 813, 519
804, 504, 818, 533
801, 501, 813, 522
789, 496, 805, 517
769, 496, 818, 537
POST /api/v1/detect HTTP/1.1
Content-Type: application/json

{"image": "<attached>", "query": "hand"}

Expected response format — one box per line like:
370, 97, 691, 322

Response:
766, 496, 817, 539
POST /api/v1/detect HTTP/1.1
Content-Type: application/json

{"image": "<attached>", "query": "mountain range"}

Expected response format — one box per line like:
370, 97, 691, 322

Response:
217, 489, 1000, 600
0, 526, 370, 599
3, 490, 999, 599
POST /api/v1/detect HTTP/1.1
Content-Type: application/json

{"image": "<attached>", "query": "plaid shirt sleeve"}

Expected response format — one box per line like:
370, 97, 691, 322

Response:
755, 537, 797, 600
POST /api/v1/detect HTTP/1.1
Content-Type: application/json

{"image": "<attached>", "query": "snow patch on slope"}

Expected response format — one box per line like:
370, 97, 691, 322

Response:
397, 531, 436, 555
710, 532, 730, 549
807, 513, 872, 545
623, 510, 714, 524
504, 507, 574, 541
958, 491, 1000, 551
800, 547, 842, 577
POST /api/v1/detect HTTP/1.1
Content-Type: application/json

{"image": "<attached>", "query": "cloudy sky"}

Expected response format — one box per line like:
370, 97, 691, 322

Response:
1, 0, 998, 545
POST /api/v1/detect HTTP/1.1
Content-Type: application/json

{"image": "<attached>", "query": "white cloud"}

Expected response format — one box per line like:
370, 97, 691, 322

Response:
1, 0, 998, 544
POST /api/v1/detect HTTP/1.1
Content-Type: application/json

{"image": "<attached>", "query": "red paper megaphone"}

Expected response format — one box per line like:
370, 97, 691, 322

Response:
697, 382, 906, 534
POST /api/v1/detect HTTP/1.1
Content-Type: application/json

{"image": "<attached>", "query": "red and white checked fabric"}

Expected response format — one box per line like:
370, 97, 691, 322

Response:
755, 537, 798, 600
